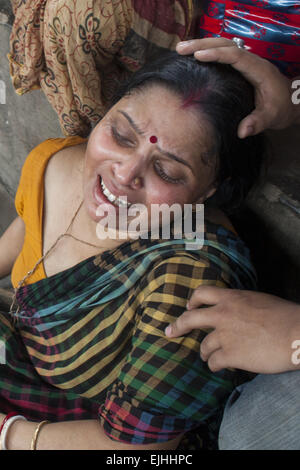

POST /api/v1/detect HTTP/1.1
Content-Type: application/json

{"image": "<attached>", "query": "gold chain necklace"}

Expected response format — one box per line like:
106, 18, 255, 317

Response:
9, 199, 102, 324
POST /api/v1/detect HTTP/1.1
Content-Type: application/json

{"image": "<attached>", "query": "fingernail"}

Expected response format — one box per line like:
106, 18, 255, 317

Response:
186, 301, 190, 310
165, 325, 172, 337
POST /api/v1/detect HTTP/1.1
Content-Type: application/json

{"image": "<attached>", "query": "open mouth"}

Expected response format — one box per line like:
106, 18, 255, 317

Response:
97, 176, 132, 208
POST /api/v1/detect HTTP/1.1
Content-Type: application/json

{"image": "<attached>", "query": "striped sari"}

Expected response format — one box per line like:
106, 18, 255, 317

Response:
0, 220, 256, 448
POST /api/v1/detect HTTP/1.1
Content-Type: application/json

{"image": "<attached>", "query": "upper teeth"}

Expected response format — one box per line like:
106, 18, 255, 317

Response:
101, 178, 131, 208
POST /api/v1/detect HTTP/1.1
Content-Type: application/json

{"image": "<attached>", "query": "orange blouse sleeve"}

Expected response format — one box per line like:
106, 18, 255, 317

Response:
11, 136, 86, 288
15, 173, 24, 218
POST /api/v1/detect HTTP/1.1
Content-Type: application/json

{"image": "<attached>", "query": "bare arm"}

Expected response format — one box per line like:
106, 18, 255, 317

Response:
1, 416, 180, 450
0, 216, 25, 279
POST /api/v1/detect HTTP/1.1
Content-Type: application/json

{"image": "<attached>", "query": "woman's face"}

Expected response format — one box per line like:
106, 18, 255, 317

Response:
83, 84, 217, 229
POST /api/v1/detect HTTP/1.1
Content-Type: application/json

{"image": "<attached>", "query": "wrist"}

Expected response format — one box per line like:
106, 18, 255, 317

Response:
5, 417, 36, 450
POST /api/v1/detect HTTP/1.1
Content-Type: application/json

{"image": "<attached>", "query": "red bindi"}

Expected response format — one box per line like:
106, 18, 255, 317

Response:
150, 136, 158, 144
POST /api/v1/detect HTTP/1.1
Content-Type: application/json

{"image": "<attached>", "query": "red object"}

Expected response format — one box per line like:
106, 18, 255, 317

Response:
196, 0, 300, 78
0, 412, 19, 436
150, 136, 158, 144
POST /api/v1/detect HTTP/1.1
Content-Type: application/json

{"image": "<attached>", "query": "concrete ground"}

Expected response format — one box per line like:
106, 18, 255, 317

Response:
0, 1, 300, 300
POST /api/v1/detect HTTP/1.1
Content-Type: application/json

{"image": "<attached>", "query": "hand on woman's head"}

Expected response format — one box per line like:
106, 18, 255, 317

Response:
177, 37, 297, 137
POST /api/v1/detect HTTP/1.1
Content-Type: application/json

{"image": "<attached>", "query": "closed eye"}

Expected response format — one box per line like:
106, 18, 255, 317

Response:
154, 161, 183, 185
111, 126, 133, 146
111, 124, 183, 184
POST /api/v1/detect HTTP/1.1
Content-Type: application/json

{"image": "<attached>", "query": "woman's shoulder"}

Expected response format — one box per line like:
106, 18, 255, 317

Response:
133, 212, 255, 297
43, 139, 87, 231
14, 138, 83, 217
204, 207, 237, 235
43, 139, 87, 189
18, 137, 87, 186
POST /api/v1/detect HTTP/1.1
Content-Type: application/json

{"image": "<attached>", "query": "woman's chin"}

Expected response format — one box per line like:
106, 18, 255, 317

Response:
83, 194, 119, 234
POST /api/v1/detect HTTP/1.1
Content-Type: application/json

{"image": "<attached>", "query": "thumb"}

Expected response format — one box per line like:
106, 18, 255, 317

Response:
238, 110, 268, 138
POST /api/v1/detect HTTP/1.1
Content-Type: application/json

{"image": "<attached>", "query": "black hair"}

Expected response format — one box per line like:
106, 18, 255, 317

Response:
112, 51, 265, 213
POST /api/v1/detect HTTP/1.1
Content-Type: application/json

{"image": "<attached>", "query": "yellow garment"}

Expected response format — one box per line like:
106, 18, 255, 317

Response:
11, 137, 86, 288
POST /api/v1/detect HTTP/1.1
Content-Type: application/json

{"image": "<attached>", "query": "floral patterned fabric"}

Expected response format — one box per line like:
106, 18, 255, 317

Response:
8, 0, 195, 136
8, 0, 300, 138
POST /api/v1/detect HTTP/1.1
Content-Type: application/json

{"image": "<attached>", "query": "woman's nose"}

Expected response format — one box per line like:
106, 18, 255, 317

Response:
111, 158, 144, 189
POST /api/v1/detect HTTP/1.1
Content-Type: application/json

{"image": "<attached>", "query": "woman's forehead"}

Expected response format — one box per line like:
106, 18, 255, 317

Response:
116, 86, 213, 162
